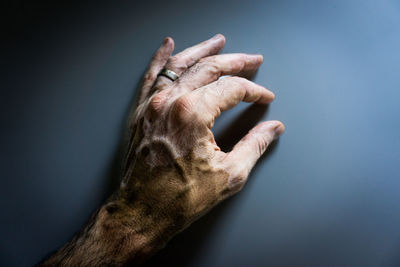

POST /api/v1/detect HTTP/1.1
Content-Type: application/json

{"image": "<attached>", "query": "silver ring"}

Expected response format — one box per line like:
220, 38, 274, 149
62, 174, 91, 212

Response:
158, 68, 179, 81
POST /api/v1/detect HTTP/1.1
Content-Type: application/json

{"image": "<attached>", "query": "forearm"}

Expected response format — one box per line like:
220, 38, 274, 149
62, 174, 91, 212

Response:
40, 196, 176, 266
40, 153, 226, 266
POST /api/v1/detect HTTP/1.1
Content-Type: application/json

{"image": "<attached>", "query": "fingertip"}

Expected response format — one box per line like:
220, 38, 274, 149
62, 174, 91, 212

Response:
269, 90, 275, 101
258, 120, 285, 137
259, 54, 264, 64
163, 36, 171, 44
264, 86, 275, 102
256, 87, 275, 104
246, 54, 264, 70
273, 121, 285, 136
212, 33, 226, 42
211, 34, 226, 51
249, 54, 263, 63
163, 36, 175, 49
218, 33, 226, 45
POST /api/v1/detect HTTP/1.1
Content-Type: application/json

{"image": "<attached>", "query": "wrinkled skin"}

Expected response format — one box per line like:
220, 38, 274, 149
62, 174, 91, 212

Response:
40, 34, 285, 266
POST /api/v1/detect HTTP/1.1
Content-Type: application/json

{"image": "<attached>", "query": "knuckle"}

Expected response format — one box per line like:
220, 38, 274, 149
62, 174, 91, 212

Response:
218, 76, 248, 99
154, 78, 170, 91
148, 92, 167, 115
227, 169, 249, 192
184, 60, 220, 83
171, 95, 195, 122
231, 54, 246, 71
168, 55, 179, 64
167, 56, 187, 73
252, 132, 270, 155
199, 56, 220, 74
199, 55, 217, 64
236, 170, 248, 184
143, 72, 154, 83
205, 61, 221, 78
174, 95, 191, 110
184, 54, 197, 66
257, 138, 269, 155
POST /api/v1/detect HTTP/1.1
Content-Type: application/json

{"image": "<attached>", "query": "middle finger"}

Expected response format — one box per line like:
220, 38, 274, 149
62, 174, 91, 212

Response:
177, 53, 264, 91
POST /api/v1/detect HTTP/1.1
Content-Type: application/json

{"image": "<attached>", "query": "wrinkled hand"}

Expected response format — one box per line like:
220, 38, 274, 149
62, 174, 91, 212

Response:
118, 34, 285, 239
40, 34, 286, 266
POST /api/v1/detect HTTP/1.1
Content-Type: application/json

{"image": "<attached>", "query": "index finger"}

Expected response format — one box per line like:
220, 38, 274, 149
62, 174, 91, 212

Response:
181, 76, 275, 127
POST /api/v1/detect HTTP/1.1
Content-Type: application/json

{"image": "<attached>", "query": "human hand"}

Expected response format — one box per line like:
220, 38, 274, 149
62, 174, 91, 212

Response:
117, 33, 285, 247
41, 34, 285, 266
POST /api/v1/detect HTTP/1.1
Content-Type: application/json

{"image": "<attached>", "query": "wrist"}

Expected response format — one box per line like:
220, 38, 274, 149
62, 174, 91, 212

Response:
97, 195, 180, 264
41, 194, 179, 266
105, 194, 181, 249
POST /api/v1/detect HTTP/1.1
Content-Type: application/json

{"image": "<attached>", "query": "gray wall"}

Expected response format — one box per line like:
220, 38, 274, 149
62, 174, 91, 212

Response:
2, 0, 400, 266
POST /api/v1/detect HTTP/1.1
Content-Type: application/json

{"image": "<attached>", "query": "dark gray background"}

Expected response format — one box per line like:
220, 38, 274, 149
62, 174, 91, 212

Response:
2, 0, 400, 266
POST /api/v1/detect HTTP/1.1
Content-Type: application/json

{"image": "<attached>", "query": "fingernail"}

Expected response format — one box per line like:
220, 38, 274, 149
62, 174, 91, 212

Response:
163, 37, 170, 44
211, 33, 222, 40
270, 91, 275, 101
274, 123, 285, 136
247, 54, 264, 65
253, 54, 264, 61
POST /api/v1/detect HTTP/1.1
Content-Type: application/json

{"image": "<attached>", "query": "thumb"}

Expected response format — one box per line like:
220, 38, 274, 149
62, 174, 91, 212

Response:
224, 120, 284, 190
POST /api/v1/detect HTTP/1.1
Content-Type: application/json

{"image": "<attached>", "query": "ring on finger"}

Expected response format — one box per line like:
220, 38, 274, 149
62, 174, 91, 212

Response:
158, 68, 179, 81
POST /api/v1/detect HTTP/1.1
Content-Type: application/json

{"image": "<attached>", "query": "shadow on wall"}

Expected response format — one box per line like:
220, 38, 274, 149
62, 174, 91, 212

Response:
100, 69, 147, 199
